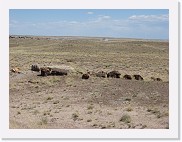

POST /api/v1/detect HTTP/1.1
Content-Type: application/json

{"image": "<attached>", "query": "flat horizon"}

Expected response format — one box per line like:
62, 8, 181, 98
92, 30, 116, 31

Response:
10, 9, 169, 40
9, 34, 169, 41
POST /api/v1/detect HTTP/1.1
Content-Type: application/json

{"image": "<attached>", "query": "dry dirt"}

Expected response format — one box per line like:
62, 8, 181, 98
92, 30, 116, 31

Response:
9, 36, 169, 129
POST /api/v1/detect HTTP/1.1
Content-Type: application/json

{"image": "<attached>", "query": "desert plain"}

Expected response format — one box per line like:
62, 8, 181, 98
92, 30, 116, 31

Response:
9, 36, 169, 129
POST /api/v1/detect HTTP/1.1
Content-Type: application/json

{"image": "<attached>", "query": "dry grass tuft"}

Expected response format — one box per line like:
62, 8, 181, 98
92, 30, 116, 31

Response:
119, 114, 131, 123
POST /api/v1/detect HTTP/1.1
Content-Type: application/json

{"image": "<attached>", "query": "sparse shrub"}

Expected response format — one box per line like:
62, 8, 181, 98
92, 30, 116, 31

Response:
54, 110, 60, 113
72, 113, 79, 121
132, 93, 137, 97
51, 77, 60, 83
87, 111, 92, 114
127, 123, 131, 128
43, 111, 50, 116
157, 113, 162, 118
107, 112, 112, 115
63, 97, 69, 100
164, 112, 169, 116
87, 119, 92, 122
105, 64, 112, 68
43, 100, 48, 104
66, 59, 73, 62
87, 105, 94, 110
17, 111, 21, 115
125, 107, 133, 112
47, 96, 53, 100
125, 98, 131, 101
100, 125, 106, 129
151, 108, 160, 114
147, 108, 153, 112
53, 100, 59, 104
142, 125, 147, 129
108, 122, 115, 128
40, 117, 48, 125
92, 124, 98, 127
147, 108, 162, 118
33, 110, 39, 115
119, 114, 131, 123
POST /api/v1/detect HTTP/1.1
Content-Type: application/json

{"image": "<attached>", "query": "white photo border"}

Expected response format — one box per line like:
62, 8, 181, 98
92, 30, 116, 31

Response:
0, 0, 179, 139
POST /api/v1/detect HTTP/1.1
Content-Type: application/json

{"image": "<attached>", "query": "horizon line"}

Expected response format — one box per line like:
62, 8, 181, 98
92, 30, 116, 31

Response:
9, 34, 169, 41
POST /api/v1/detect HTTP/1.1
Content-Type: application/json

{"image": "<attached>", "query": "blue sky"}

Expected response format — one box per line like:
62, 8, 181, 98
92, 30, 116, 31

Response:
10, 9, 169, 39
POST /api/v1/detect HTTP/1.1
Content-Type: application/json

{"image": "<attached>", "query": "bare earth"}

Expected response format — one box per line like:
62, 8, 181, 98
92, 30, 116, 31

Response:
9, 36, 169, 129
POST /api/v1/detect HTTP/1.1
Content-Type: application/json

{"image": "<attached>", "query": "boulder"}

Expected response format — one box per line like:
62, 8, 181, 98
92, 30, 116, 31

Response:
107, 71, 121, 78
96, 71, 106, 78
40, 67, 52, 76
133, 75, 143, 80
11, 67, 21, 74
31, 65, 40, 72
51, 68, 68, 76
151, 77, 162, 81
123, 74, 132, 80
82, 73, 89, 79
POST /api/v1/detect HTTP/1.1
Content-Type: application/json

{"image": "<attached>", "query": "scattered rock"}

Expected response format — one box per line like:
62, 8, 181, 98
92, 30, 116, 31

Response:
40, 67, 68, 76
82, 73, 89, 79
40, 67, 52, 76
31, 65, 40, 72
151, 77, 162, 81
51, 68, 68, 76
133, 75, 143, 80
11, 67, 21, 74
123, 74, 132, 80
107, 71, 121, 78
96, 71, 107, 78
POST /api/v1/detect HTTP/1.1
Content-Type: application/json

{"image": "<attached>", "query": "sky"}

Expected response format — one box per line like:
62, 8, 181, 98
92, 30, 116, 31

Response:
9, 9, 169, 39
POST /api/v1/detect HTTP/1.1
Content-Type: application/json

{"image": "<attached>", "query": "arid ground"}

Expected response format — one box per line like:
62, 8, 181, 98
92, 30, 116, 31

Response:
9, 36, 169, 129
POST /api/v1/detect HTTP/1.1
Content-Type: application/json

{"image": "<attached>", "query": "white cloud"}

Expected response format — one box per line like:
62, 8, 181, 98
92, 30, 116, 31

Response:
10, 13, 168, 39
98, 15, 111, 20
69, 21, 79, 24
87, 12, 94, 15
102, 16, 111, 19
128, 14, 169, 22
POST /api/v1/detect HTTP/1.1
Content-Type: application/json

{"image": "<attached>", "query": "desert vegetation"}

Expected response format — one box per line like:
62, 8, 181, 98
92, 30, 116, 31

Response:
9, 36, 169, 129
